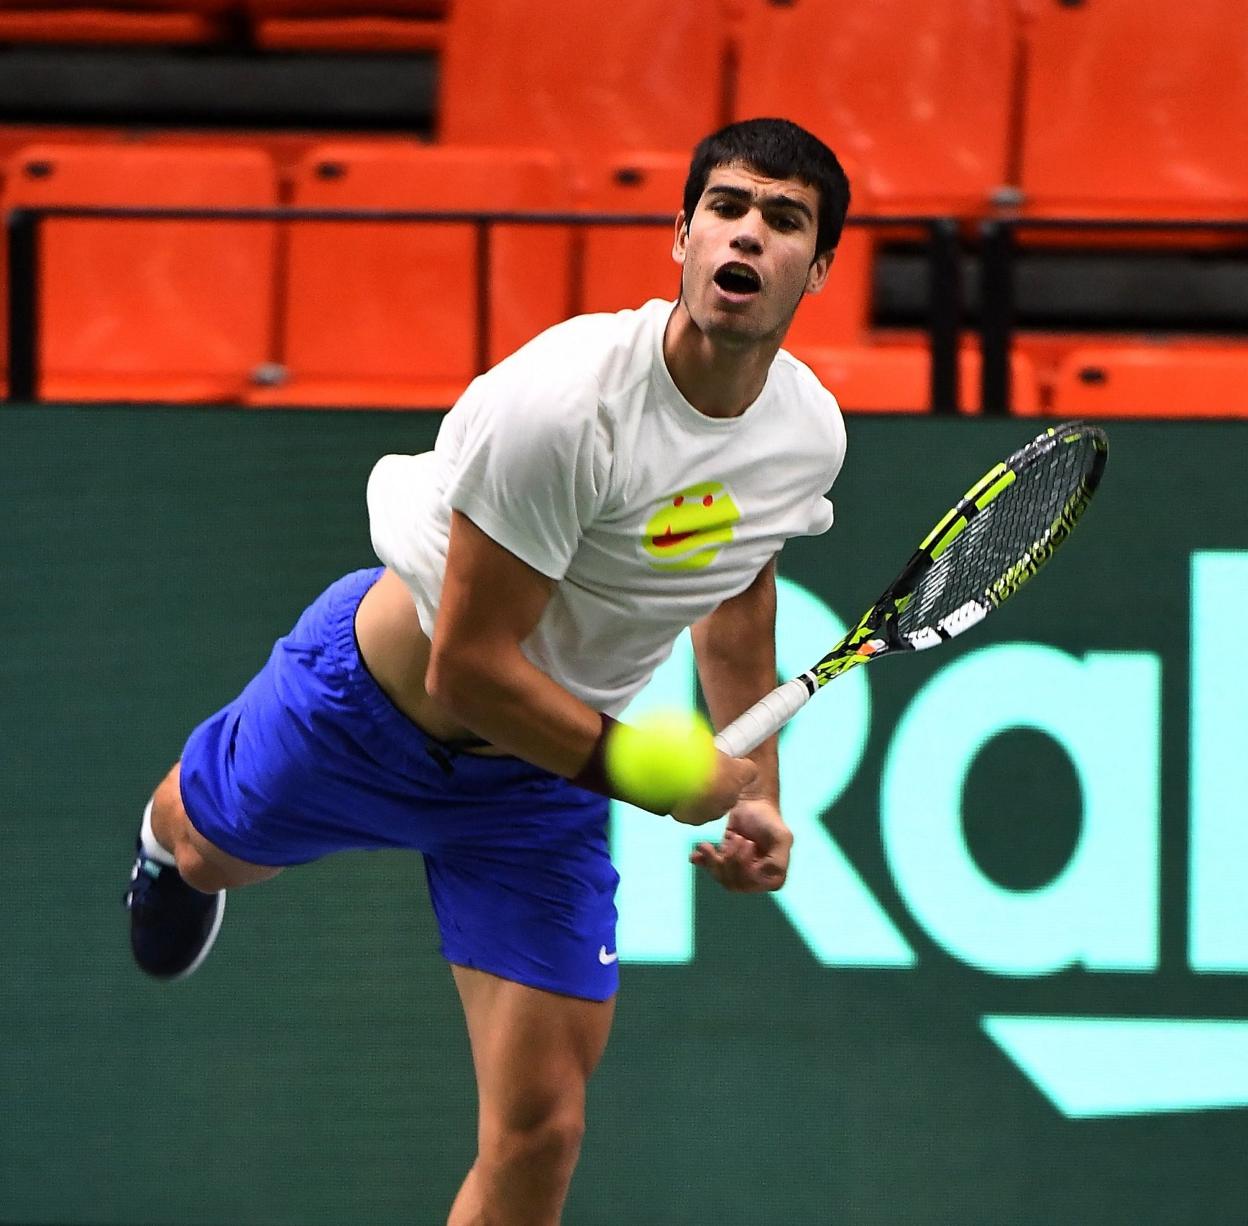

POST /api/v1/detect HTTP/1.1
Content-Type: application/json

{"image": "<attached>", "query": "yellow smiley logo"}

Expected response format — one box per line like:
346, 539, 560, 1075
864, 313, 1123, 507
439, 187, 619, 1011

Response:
641, 481, 741, 571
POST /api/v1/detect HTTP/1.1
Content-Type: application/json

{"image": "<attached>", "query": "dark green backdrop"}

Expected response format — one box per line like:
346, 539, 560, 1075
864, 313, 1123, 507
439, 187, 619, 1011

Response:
4, 406, 1247, 1225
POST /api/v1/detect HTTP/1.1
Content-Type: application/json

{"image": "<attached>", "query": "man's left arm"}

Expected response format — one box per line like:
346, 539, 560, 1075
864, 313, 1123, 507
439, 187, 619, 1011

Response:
689, 557, 793, 893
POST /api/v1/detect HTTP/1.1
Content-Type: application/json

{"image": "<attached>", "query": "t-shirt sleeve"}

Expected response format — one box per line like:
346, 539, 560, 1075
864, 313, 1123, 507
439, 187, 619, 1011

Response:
798, 383, 847, 537
441, 370, 605, 581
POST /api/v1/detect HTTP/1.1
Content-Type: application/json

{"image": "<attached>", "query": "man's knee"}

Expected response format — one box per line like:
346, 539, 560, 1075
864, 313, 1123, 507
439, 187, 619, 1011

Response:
488, 1055, 589, 1148
452, 968, 611, 1217
150, 766, 185, 848
172, 841, 230, 894
482, 1103, 586, 1183
151, 762, 279, 893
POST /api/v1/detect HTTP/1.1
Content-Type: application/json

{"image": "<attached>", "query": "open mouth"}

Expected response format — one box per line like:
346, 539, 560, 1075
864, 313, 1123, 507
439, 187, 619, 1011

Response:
712, 262, 762, 296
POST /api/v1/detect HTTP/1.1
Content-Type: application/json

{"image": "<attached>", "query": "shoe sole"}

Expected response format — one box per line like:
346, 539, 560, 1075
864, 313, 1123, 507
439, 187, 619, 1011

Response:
168, 889, 227, 982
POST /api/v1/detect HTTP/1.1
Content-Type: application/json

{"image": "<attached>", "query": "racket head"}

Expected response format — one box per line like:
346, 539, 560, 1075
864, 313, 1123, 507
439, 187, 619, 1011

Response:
718, 422, 1107, 755
809, 421, 1107, 687
890, 420, 1107, 650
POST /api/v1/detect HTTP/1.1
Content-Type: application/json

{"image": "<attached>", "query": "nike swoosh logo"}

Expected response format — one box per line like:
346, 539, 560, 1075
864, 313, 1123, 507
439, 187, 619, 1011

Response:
598, 946, 620, 965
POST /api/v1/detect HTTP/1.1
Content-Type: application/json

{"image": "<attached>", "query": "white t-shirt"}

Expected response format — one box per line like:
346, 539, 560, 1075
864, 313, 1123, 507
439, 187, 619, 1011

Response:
367, 298, 846, 716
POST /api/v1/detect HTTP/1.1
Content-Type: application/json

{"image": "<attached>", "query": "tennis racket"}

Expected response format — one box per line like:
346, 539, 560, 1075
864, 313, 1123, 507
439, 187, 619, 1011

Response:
713, 420, 1109, 758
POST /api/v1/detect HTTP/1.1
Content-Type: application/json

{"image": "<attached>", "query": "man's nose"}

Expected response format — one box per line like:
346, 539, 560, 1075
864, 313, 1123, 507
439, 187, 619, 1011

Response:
729, 216, 764, 255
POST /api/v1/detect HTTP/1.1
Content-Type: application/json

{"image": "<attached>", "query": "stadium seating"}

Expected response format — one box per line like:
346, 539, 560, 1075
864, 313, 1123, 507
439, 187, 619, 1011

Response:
1050, 342, 1248, 418
1019, 0, 1248, 221
575, 153, 685, 317
107, 128, 424, 192
0, 126, 127, 173
0, 0, 448, 50
437, 0, 731, 192
731, 0, 1019, 216
249, 143, 573, 409
785, 226, 874, 355
0, 2, 1238, 418
801, 343, 1040, 416
1, 142, 278, 401
0, 1, 234, 45
0, 126, 405, 210
246, 0, 447, 52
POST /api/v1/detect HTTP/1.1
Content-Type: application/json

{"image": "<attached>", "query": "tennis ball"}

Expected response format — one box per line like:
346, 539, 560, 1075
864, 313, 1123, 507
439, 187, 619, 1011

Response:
605, 708, 716, 812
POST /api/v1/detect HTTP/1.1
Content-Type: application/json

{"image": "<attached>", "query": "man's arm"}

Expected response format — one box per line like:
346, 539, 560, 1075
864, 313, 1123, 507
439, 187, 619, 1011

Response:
427, 511, 756, 816
691, 556, 780, 802
689, 557, 793, 891
427, 511, 607, 776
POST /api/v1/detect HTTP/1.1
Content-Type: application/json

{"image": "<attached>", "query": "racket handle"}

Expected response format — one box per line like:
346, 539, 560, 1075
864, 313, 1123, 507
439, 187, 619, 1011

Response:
713, 676, 814, 758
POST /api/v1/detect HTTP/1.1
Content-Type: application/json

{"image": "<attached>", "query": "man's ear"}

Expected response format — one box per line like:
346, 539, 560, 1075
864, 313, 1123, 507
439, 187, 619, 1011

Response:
672, 210, 689, 266
805, 250, 832, 295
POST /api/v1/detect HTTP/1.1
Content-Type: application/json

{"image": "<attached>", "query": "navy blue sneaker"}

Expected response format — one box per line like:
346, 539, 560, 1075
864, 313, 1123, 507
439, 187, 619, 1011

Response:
123, 841, 225, 980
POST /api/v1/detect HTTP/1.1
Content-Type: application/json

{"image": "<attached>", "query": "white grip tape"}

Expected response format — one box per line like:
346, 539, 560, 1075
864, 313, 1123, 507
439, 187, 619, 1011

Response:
713, 677, 813, 758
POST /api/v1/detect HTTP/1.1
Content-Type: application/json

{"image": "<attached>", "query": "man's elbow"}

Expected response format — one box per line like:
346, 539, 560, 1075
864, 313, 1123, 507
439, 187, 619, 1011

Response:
424, 642, 476, 721
424, 639, 511, 724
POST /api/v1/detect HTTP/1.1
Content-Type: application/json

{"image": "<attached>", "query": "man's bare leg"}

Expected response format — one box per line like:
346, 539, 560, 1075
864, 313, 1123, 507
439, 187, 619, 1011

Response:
447, 966, 615, 1226
150, 762, 282, 893
125, 762, 283, 980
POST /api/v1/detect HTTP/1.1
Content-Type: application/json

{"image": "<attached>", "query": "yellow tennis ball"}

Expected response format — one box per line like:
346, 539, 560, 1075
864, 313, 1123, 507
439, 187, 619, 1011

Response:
605, 708, 716, 812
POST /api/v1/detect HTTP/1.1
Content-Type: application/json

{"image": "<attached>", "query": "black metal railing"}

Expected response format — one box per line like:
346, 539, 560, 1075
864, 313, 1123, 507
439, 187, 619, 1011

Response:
4, 205, 966, 411
978, 216, 1248, 415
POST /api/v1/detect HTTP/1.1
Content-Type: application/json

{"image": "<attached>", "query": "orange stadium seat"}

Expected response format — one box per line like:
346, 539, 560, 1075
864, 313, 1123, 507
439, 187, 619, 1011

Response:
1019, 0, 1248, 222
1, 143, 278, 402
0, 127, 366, 211
784, 221, 873, 353
250, 143, 573, 409
87, 128, 423, 194
802, 344, 1040, 415
575, 153, 685, 316
731, 0, 1019, 216
246, 0, 446, 52
0, 130, 123, 375
0, 127, 125, 199
1050, 343, 1248, 418
0, 1, 234, 45
438, 0, 731, 191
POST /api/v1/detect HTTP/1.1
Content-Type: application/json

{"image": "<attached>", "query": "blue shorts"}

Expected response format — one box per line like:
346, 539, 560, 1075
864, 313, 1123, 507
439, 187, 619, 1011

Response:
179, 566, 619, 1001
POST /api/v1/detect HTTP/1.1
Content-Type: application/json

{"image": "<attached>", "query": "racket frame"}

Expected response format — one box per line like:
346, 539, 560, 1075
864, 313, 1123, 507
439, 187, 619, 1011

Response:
713, 421, 1108, 758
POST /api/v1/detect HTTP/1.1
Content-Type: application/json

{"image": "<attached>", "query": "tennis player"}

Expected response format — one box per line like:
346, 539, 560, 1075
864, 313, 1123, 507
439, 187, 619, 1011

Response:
124, 117, 850, 1225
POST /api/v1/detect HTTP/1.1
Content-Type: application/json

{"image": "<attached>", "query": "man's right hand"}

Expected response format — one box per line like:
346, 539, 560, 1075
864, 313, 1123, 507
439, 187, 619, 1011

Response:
670, 752, 758, 825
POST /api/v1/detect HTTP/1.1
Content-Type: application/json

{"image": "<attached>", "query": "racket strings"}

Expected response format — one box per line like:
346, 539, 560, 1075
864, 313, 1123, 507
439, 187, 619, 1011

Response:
898, 433, 1100, 635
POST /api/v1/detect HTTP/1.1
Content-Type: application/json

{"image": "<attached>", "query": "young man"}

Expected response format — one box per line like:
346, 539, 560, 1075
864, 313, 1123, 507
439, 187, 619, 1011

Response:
124, 117, 851, 1224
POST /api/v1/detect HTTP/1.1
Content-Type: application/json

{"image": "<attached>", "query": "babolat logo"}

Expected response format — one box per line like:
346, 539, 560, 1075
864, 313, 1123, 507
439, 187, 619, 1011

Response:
987, 481, 1094, 607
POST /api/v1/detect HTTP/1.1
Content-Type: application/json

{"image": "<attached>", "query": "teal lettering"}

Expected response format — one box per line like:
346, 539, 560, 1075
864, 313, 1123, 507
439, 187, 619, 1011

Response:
881, 645, 1161, 975
612, 578, 913, 966
1189, 551, 1248, 972
983, 1015, 1248, 1117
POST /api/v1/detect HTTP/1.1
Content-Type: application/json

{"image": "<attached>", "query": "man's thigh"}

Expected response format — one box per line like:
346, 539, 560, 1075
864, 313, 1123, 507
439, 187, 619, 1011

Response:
154, 761, 282, 889
452, 964, 616, 1119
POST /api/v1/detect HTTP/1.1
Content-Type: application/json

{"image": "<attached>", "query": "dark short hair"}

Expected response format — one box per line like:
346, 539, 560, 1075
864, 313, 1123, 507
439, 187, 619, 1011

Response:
682, 117, 851, 257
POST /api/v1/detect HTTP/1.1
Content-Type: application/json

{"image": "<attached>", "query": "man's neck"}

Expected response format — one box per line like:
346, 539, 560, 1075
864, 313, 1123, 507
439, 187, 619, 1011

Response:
662, 302, 780, 419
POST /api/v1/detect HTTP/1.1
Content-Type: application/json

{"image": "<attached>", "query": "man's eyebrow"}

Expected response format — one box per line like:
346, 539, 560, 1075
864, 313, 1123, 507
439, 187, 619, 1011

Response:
704, 184, 814, 222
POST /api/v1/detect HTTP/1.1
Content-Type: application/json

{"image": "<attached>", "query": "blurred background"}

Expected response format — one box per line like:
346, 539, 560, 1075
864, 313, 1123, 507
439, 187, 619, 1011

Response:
3, 2, 1248, 1223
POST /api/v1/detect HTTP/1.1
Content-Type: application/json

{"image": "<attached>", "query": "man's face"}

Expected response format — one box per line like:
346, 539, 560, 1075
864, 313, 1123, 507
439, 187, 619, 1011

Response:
673, 163, 830, 346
